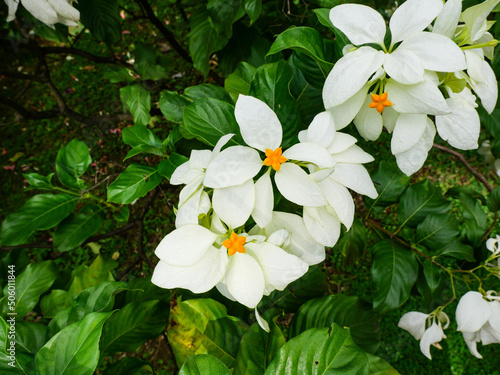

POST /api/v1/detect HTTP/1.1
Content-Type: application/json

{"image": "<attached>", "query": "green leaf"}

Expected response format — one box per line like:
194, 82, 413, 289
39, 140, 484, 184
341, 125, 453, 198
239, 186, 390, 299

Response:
367, 161, 410, 209
134, 43, 171, 80
333, 218, 367, 265
53, 209, 105, 252
225, 62, 257, 102
158, 153, 189, 180
41, 289, 68, 318
183, 98, 242, 146
487, 186, 500, 211
260, 266, 328, 312
113, 206, 130, 222
460, 0, 499, 44
15, 322, 47, 355
184, 84, 233, 103
459, 191, 488, 246
0, 193, 78, 246
121, 276, 171, 305
107, 164, 162, 204
437, 238, 475, 261
367, 354, 401, 375
265, 325, 369, 375
159, 91, 192, 123
100, 300, 170, 355
244, 0, 262, 24
398, 180, 451, 228
249, 60, 299, 148
313, 8, 334, 31
101, 66, 133, 83
1, 261, 58, 319
267, 27, 332, 73
0, 316, 35, 374
234, 319, 286, 375
103, 357, 154, 375
122, 124, 166, 159
167, 298, 248, 369
36, 312, 113, 375
290, 295, 380, 354
120, 84, 151, 126
207, 0, 242, 38
417, 259, 444, 304
371, 240, 418, 313
179, 354, 231, 375
416, 214, 460, 250
56, 139, 92, 189
23, 173, 54, 191
189, 9, 229, 76
79, 0, 121, 44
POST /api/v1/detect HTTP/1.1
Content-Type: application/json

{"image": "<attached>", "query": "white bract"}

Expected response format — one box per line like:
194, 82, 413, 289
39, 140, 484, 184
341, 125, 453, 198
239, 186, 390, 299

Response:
456, 290, 500, 358
398, 311, 450, 359
5, 0, 79, 28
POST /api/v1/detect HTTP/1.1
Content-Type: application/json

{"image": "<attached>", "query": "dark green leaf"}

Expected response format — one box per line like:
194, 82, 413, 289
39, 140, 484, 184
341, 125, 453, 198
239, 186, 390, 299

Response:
367, 161, 410, 209
56, 139, 92, 189
53, 209, 105, 252
249, 60, 299, 148
23, 173, 54, 191
107, 164, 162, 204
134, 43, 171, 80
225, 62, 257, 102
103, 357, 154, 375
15, 322, 47, 355
0, 316, 36, 374
459, 192, 488, 245
290, 294, 380, 354
122, 124, 166, 159
398, 180, 451, 228
207, 0, 243, 38
101, 66, 133, 83
416, 214, 460, 250
417, 259, 444, 304
367, 354, 401, 375
167, 298, 248, 369
184, 84, 233, 103
113, 206, 130, 222
333, 218, 367, 265
244, 0, 262, 24
437, 239, 475, 261
265, 325, 369, 375
120, 84, 151, 126
371, 240, 418, 313
183, 98, 242, 146
36, 312, 113, 375
487, 186, 500, 212
41, 289, 68, 318
100, 300, 169, 355
158, 153, 189, 180
159, 91, 192, 123
122, 276, 171, 305
79, 0, 121, 44
179, 354, 231, 375
313, 8, 334, 31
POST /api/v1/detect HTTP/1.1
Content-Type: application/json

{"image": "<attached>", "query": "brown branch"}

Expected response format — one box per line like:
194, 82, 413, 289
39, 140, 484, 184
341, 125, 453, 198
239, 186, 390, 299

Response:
0, 70, 45, 82
433, 143, 493, 192
135, 0, 192, 63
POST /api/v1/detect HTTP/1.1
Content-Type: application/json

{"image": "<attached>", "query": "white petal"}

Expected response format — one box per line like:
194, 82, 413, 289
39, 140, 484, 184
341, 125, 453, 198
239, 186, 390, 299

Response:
151, 246, 224, 293
463, 331, 483, 359
389, 0, 443, 46
327, 84, 370, 130
275, 163, 327, 207
178, 175, 204, 206
333, 145, 374, 164
329, 4, 386, 46
22, 0, 59, 27
386, 79, 449, 115
225, 253, 265, 308
235, 95, 282, 151
48, 0, 79, 23
266, 229, 290, 247
323, 47, 385, 107
395, 118, 436, 176
477, 32, 495, 60
461, 0, 500, 43
435, 96, 480, 150
170, 161, 191, 185
283, 142, 336, 169
309, 168, 334, 183
328, 133, 358, 154
255, 308, 270, 332
212, 180, 255, 229
397, 32, 467, 72
318, 178, 355, 229
246, 242, 308, 290
382, 106, 400, 133
488, 300, 500, 333
189, 149, 212, 170
391, 114, 428, 154
398, 311, 429, 340
384, 50, 425, 85
5, 0, 19, 22
267, 212, 326, 265
216, 281, 237, 302
305, 112, 336, 147
465, 51, 498, 114
251, 171, 273, 228
456, 291, 491, 332
433, 0, 462, 39
176, 186, 204, 227
211, 134, 235, 160
303, 206, 341, 247
155, 225, 218, 266
330, 163, 379, 199
481, 322, 500, 345
204, 146, 262, 188
420, 322, 445, 360
353, 95, 383, 141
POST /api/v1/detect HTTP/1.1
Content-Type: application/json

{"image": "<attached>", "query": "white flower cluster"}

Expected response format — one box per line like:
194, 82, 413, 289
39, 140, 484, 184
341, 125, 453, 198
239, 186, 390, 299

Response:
324, 0, 499, 176
152, 95, 378, 329
5, 0, 79, 29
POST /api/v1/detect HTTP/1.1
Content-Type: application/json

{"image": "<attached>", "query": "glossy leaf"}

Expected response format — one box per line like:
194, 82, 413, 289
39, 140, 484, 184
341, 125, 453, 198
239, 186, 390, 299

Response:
179, 354, 231, 375
225, 62, 257, 102
120, 84, 151, 126
121, 276, 171, 305
158, 153, 189, 180
487, 186, 500, 212
23, 173, 54, 191
244, 0, 262, 24
36, 312, 112, 375
371, 240, 418, 313
0, 317, 36, 374
416, 214, 460, 250
367, 161, 410, 209
134, 43, 171, 80
100, 300, 169, 355
265, 325, 369, 375
184, 84, 233, 103
367, 354, 401, 375
15, 322, 47, 355
167, 298, 248, 369
53, 209, 105, 252
207, 0, 242, 38
56, 139, 92, 189
107, 164, 162, 204
123, 125, 166, 159
290, 294, 380, 354
0, 193, 78, 246
459, 191, 488, 246
333, 218, 367, 265
79, 0, 121, 44
41, 289, 68, 318
437, 238, 475, 262
159, 91, 192, 123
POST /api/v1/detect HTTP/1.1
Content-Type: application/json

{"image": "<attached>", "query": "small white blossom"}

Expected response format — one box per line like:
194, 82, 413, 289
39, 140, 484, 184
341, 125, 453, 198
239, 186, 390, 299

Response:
5, 0, 80, 29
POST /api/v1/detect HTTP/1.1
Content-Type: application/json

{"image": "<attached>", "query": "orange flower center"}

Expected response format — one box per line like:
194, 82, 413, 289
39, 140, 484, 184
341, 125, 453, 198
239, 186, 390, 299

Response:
222, 232, 246, 256
263, 147, 287, 171
368, 92, 393, 113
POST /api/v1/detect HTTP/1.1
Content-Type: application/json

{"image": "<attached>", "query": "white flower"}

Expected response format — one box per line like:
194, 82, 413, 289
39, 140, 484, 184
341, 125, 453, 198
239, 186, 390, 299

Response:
398, 311, 449, 359
5, 0, 80, 29
205, 95, 333, 228
486, 235, 500, 255
456, 290, 500, 358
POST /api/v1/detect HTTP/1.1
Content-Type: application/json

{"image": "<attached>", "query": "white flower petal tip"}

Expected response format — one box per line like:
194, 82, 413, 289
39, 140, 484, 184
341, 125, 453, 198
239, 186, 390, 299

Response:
486, 235, 500, 254
255, 308, 270, 332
